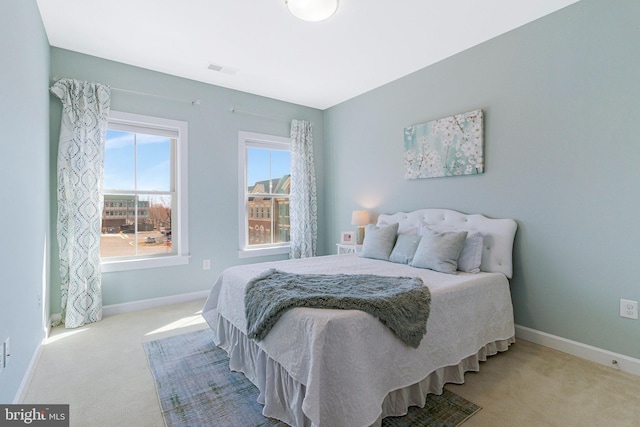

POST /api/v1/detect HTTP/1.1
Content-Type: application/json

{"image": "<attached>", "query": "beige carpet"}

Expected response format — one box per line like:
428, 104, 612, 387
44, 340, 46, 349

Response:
21, 299, 640, 426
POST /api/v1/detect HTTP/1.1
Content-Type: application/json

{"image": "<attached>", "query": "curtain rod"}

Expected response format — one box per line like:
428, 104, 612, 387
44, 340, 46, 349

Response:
229, 106, 290, 122
52, 76, 201, 106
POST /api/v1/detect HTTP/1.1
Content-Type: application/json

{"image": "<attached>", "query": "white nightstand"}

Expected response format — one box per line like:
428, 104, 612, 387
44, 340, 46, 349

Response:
336, 244, 362, 255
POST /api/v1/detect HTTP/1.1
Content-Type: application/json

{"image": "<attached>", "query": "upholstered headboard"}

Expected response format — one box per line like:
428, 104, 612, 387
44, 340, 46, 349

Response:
377, 209, 517, 278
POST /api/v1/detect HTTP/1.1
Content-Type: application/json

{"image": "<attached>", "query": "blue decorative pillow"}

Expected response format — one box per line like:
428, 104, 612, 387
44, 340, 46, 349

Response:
389, 234, 421, 264
410, 229, 468, 274
359, 223, 399, 260
421, 222, 485, 273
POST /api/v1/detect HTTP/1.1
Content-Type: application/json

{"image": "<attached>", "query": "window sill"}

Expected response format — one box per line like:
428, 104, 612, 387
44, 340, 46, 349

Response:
238, 246, 289, 259
101, 255, 190, 273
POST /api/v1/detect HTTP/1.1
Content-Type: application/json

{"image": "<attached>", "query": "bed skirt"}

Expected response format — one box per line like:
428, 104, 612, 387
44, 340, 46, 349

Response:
212, 313, 514, 427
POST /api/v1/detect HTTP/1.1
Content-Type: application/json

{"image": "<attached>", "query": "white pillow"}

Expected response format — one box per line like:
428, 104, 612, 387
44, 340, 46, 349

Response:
456, 232, 484, 273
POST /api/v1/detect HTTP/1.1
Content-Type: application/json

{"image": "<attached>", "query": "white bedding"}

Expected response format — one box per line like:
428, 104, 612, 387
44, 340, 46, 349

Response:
202, 253, 515, 427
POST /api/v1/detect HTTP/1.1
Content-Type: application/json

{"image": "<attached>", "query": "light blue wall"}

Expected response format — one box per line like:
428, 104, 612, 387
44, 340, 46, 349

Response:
0, 0, 50, 402
49, 48, 325, 311
323, 0, 640, 359
4, 0, 637, 404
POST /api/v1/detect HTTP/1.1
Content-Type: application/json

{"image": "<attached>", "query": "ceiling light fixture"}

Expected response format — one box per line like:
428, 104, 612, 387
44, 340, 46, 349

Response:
286, 0, 339, 22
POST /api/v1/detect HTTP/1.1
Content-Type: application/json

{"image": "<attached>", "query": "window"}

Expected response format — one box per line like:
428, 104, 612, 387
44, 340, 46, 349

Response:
238, 131, 291, 257
101, 111, 189, 272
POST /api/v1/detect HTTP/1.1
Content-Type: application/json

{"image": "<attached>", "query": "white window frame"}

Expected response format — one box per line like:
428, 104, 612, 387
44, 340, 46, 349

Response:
101, 111, 189, 272
238, 131, 290, 258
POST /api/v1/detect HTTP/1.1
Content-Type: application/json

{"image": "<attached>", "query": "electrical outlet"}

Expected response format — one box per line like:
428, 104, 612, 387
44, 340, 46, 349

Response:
620, 299, 638, 319
203, 259, 211, 270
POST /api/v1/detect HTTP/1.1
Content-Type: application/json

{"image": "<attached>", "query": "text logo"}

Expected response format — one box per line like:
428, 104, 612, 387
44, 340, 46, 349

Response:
0, 405, 69, 426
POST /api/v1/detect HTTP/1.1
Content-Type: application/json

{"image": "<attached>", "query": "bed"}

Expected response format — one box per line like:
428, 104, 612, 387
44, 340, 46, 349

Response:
202, 208, 518, 427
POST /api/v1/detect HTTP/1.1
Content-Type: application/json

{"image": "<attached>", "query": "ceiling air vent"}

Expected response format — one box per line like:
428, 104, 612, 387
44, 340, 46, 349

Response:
207, 63, 238, 75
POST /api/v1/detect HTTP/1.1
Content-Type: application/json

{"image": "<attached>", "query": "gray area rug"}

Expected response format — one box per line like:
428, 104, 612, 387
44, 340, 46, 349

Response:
143, 328, 480, 427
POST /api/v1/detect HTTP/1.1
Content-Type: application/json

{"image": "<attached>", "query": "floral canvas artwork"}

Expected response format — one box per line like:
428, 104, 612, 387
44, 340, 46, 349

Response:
404, 109, 484, 179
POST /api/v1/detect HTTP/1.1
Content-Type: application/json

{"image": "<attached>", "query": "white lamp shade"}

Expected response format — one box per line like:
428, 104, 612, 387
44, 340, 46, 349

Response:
286, 0, 339, 22
351, 210, 370, 226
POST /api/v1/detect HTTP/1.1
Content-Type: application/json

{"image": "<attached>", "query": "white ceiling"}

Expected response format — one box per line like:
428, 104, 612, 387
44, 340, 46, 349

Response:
36, 0, 580, 110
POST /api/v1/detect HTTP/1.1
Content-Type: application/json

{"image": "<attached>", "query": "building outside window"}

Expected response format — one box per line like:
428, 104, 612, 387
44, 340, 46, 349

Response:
238, 131, 290, 257
100, 111, 189, 272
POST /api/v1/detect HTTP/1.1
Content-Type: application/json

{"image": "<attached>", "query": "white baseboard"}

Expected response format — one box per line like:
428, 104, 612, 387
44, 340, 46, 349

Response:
49, 290, 210, 320
515, 324, 640, 377
102, 290, 210, 317
13, 334, 46, 404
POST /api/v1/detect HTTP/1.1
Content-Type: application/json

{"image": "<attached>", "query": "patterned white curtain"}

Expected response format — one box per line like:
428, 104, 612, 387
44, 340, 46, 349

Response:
51, 79, 111, 328
289, 120, 318, 258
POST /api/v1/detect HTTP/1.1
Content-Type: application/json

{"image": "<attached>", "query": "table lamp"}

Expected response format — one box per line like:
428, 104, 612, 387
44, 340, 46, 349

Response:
351, 210, 370, 245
